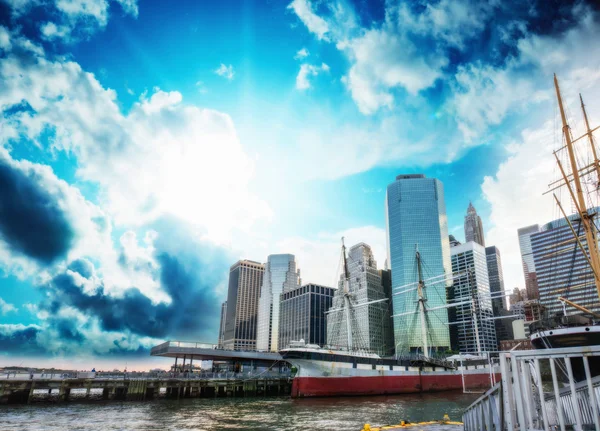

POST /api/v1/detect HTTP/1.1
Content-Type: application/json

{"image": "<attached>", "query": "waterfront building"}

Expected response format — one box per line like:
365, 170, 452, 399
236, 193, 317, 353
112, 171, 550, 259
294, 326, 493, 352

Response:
222, 260, 265, 351
449, 242, 497, 354
279, 283, 335, 349
518, 224, 541, 300
327, 243, 394, 355
531, 213, 600, 317
485, 246, 513, 347
218, 301, 227, 349
385, 174, 451, 353
449, 235, 461, 247
256, 254, 301, 352
464, 202, 485, 247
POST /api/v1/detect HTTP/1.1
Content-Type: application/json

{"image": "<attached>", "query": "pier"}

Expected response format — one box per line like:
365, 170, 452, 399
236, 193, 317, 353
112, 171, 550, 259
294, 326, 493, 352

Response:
462, 346, 600, 430
0, 372, 291, 404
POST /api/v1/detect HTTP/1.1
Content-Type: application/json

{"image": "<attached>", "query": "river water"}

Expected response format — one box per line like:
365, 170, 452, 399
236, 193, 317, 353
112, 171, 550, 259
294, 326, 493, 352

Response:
0, 391, 477, 430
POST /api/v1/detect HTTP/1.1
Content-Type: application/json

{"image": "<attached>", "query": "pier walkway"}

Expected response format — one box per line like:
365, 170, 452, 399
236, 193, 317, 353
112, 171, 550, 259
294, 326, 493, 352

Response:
462, 345, 600, 430
150, 341, 284, 363
0, 371, 291, 404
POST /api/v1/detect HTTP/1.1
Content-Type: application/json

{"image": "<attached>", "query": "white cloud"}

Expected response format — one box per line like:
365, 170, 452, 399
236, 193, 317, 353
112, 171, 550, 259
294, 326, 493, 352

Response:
0, 26, 11, 50
0, 298, 17, 314
139, 89, 182, 114
296, 62, 329, 90
294, 47, 309, 59
287, 0, 330, 41
0, 37, 270, 246
55, 0, 110, 25
482, 123, 557, 290
1, 0, 139, 41
341, 28, 447, 114
40, 22, 71, 40
394, 0, 491, 50
114, 0, 138, 16
214, 63, 235, 80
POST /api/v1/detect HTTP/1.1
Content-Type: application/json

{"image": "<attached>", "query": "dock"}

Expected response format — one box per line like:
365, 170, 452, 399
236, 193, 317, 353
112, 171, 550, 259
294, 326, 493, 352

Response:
462, 345, 600, 430
0, 372, 291, 404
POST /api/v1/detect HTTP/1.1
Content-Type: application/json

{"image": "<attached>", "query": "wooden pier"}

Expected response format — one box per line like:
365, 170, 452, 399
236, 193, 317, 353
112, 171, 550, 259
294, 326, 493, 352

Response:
0, 375, 292, 404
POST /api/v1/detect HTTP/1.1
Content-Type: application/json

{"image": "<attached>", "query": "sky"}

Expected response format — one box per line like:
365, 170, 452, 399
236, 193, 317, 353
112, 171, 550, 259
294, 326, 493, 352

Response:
0, 0, 600, 370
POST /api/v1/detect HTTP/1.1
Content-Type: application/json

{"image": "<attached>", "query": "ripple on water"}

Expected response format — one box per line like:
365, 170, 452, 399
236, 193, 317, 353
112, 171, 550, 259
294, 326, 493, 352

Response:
0, 391, 478, 431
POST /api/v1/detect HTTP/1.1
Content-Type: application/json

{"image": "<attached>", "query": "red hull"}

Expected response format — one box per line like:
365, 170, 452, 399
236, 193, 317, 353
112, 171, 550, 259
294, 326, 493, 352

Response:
291, 373, 499, 397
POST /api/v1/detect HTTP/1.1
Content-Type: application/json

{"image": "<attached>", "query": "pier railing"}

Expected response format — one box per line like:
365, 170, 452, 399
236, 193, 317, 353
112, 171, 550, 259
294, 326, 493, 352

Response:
463, 346, 600, 430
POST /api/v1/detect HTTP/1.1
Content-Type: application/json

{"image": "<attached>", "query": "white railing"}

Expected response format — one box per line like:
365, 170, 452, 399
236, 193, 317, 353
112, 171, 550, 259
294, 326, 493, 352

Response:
463, 346, 600, 431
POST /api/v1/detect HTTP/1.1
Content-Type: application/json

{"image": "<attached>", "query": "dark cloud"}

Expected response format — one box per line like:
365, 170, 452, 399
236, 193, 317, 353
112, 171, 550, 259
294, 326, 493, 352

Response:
54, 319, 85, 344
39, 217, 231, 344
0, 156, 75, 264
0, 325, 45, 355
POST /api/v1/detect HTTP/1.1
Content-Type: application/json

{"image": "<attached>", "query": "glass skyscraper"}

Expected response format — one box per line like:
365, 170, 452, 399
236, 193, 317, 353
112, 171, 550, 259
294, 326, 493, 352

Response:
256, 254, 301, 352
385, 174, 451, 353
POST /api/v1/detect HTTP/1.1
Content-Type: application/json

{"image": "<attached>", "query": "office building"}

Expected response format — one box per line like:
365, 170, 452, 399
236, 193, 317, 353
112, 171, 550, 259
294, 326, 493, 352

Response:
485, 246, 513, 346
222, 260, 265, 351
327, 243, 394, 355
464, 202, 485, 246
518, 224, 540, 300
450, 242, 497, 354
256, 254, 301, 352
279, 283, 335, 349
385, 174, 451, 353
218, 301, 227, 349
531, 214, 600, 317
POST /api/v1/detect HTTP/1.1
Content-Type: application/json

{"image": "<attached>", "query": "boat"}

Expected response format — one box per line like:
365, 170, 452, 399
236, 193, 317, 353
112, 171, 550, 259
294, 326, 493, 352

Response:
281, 240, 499, 398
529, 76, 600, 371
281, 342, 497, 397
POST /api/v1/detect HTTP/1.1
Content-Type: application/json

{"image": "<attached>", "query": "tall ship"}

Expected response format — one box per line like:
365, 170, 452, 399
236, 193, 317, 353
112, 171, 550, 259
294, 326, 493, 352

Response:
531, 76, 600, 362
281, 240, 498, 398
529, 76, 600, 368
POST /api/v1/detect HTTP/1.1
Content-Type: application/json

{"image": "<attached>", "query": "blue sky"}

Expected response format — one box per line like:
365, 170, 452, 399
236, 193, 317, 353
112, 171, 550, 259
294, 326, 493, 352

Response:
0, 0, 599, 369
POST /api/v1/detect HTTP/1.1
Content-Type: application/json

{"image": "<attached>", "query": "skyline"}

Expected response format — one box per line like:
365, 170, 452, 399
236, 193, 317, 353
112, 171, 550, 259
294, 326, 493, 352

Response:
1, 0, 600, 368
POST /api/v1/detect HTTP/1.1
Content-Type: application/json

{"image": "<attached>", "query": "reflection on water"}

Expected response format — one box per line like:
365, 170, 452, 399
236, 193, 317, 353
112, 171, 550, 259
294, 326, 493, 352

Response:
0, 391, 478, 430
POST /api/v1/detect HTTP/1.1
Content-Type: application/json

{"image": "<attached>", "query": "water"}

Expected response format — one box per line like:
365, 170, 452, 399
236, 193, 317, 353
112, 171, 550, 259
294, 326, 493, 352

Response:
0, 392, 477, 430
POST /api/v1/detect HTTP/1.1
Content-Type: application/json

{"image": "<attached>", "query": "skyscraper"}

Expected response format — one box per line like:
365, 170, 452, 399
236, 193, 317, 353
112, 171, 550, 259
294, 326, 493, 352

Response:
222, 260, 265, 351
327, 243, 393, 355
256, 254, 301, 352
450, 242, 497, 354
531, 214, 600, 317
385, 174, 451, 353
464, 202, 485, 247
485, 246, 513, 346
218, 301, 227, 349
518, 224, 540, 300
485, 246, 506, 313
279, 283, 335, 349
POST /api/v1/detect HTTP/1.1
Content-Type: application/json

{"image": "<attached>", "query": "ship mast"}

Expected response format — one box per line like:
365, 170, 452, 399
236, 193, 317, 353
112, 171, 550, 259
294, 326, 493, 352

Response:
416, 248, 429, 358
341, 237, 353, 351
580, 93, 600, 186
554, 75, 600, 302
